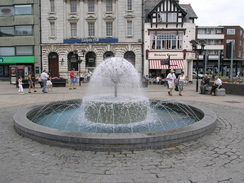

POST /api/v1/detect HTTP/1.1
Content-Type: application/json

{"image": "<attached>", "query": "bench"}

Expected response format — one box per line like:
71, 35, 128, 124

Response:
216, 88, 226, 96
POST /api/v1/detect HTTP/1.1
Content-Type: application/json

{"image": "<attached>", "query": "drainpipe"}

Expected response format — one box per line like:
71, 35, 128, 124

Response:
39, 0, 43, 72
141, 0, 145, 76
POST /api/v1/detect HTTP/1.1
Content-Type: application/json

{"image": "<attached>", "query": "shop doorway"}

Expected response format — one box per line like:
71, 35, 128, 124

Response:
48, 52, 59, 77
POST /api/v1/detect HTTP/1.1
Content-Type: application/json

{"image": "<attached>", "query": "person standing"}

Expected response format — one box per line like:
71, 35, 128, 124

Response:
209, 76, 222, 96
178, 71, 188, 96
28, 72, 36, 93
41, 70, 49, 93
166, 69, 176, 96
69, 68, 76, 90
200, 74, 210, 94
18, 76, 24, 94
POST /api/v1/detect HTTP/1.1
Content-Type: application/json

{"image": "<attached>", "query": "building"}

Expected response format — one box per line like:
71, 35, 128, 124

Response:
0, 0, 40, 83
40, 0, 143, 79
196, 25, 244, 76
143, 0, 197, 80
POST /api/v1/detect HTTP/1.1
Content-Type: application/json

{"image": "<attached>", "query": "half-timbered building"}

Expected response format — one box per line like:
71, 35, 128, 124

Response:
144, 0, 197, 80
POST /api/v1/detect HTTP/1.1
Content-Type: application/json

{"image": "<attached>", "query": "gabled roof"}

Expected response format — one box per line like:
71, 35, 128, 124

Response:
147, 0, 187, 18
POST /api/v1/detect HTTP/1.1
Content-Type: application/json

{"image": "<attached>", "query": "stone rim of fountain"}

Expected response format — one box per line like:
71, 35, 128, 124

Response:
13, 99, 217, 151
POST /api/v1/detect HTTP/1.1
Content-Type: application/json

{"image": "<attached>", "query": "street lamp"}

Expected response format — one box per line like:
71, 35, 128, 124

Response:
190, 39, 206, 92
73, 49, 86, 86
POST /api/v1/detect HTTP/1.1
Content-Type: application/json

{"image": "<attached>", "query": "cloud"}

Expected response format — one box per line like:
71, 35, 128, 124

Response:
180, 0, 244, 27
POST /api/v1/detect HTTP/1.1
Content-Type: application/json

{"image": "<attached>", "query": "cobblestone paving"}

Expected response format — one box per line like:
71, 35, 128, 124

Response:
0, 101, 243, 183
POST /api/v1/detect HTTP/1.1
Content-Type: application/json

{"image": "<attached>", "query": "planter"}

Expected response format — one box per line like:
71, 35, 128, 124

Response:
51, 79, 67, 87
210, 82, 244, 96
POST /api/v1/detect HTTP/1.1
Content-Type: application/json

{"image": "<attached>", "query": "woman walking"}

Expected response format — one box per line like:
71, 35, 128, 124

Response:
178, 71, 188, 96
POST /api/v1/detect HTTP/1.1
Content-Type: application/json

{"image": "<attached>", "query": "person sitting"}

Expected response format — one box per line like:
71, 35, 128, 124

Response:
209, 76, 222, 96
200, 74, 210, 94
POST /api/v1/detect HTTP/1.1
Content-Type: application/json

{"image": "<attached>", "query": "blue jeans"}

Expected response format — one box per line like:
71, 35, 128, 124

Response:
42, 79, 47, 92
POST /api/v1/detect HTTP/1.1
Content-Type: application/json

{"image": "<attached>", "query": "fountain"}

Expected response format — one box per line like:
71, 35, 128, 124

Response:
13, 57, 217, 151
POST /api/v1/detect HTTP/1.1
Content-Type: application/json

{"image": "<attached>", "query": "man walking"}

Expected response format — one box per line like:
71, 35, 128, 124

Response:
166, 70, 176, 96
41, 69, 49, 93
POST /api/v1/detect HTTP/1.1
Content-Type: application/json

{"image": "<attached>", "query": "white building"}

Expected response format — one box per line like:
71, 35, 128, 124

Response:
143, 0, 197, 80
41, 0, 143, 78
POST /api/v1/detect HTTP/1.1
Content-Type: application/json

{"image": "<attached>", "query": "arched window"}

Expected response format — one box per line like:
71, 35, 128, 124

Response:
103, 51, 114, 60
68, 52, 78, 71
124, 51, 135, 66
85, 51, 96, 67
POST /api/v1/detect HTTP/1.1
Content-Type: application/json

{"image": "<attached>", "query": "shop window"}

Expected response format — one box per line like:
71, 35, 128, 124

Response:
124, 51, 135, 66
68, 52, 78, 71
85, 52, 96, 67
103, 51, 114, 60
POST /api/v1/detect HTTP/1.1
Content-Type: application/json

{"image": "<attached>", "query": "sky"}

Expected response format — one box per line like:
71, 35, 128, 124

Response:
180, 0, 244, 28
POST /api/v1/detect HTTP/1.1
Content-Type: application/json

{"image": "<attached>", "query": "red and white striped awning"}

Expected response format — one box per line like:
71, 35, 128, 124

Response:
149, 60, 184, 69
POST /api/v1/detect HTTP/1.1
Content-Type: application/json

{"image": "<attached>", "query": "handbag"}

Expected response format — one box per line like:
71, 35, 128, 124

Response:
72, 77, 77, 83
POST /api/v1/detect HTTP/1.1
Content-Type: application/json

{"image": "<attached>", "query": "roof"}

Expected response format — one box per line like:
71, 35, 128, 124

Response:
144, 0, 198, 23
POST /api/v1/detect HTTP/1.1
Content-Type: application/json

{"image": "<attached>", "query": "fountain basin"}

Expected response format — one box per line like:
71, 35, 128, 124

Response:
83, 96, 149, 124
13, 99, 217, 151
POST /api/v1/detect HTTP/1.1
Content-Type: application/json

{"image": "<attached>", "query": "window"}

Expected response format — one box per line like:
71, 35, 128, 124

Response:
106, 0, 113, 12
70, 0, 77, 13
88, 0, 94, 13
0, 7, 14, 16
0, 27, 14, 36
227, 29, 235, 35
15, 26, 33, 36
16, 46, 33, 56
50, 0, 55, 12
14, 5, 32, 15
150, 32, 183, 50
106, 22, 113, 37
158, 13, 177, 22
0, 47, 15, 56
88, 22, 95, 37
127, 0, 132, 11
70, 23, 77, 37
50, 22, 55, 37
127, 21, 132, 36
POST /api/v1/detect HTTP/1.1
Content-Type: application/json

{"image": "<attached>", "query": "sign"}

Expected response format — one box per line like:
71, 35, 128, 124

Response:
0, 56, 34, 64
64, 38, 119, 43
161, 60, 169, 65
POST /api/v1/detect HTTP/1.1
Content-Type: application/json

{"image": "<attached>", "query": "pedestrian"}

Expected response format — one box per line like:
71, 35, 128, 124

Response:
178, 71, 188, 96
47, 73, 53, 92
37, 75, 43, 88
28, 72, 37, 93
18, 76, 24, 94
209, 76, 222, 96
41, 69, 49, 93
166, 69, 176, 96
200, 74, 210, 94
69, 68, 76, 90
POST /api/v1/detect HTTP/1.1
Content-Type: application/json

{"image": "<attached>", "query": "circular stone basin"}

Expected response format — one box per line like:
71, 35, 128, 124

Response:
83, 96, 149, 124
13, 99, 217, 151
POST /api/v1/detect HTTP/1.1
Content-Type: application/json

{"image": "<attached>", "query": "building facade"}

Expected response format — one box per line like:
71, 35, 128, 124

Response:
196, 25, 244, 76
143, 0, 197, 80
41, 0, 143, 79
0, 0, 40, 83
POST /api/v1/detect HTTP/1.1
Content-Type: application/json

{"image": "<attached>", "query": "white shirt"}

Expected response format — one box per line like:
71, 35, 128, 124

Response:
166, 73, 176, 84
41, 72, 49, 80
214, 78, 222, 86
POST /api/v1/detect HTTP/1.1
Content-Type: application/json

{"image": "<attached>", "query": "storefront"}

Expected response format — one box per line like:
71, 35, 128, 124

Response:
0, 56, 35, 84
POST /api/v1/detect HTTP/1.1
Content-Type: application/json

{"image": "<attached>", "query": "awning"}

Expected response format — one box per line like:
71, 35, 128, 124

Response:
149, 60, 184, 69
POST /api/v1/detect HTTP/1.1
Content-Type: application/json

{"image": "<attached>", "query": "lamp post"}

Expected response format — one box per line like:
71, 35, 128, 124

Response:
190, 39, 206, 92
73, 50, 86, 86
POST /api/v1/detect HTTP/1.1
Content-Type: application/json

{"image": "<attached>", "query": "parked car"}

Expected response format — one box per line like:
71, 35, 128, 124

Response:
193, 71, 203, 79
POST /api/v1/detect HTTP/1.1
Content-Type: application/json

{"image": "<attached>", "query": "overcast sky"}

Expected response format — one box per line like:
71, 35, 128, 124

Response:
180, 0, 244, 28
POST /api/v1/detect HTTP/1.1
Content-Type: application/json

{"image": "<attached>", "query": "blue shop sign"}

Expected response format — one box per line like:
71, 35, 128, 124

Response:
64, 38, 118, 43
